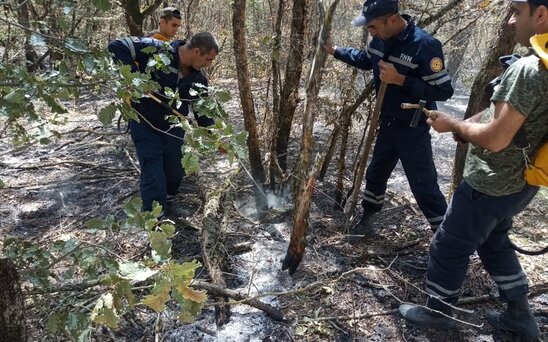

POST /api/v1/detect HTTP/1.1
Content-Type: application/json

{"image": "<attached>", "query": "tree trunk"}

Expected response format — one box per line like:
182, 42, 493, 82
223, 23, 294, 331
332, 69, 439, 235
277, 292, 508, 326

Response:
273, 0, 309, 171
450, 6, 515, 192
334, 82, 375, 206
0, 259, 26, 342
416, 0, 464, 28
282, 0, 339, 275
232, 0, 266, 184
184, 0, 198, 38
120, 0, 163, 36
201, 189, 231, 326
445, 5, 474, 86
16, 0, 40, 71
268, 0, 285, 189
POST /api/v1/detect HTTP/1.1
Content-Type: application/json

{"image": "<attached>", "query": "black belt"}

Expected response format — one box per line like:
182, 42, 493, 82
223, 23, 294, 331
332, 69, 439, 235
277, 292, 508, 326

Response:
381, 116, 422, 127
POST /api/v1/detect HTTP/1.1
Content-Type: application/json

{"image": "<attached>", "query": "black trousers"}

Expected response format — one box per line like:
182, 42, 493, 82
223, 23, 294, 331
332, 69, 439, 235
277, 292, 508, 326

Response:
362, 120, 447, 228
130, 121, 185, 211
426, 181, 538, 302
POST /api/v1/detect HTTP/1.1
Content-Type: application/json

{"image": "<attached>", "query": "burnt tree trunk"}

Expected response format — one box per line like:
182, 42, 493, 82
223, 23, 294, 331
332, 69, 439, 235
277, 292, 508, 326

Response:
232, 0, 266, 184
282, 0, 340, 275
320, 28, 370, 202
16, 0, 40, 71
201, 189, 230, 326
450, 6, 516, 192
334, 82, 375, 206
269, 0, 285, 189
272, 0, 309, 172
120, 0, 164, 36
0, 259, 26, 342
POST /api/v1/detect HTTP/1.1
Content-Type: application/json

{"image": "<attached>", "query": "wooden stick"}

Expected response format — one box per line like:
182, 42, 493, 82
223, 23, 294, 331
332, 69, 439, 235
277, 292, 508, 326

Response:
347, 81, 387, 226
193, 280, 285, 321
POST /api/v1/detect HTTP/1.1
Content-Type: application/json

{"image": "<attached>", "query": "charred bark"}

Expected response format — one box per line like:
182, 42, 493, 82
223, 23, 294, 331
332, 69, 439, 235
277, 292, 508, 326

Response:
201, 188, 231, 326
273, 0, 309, 172
16, 0, 41, 71
0, 259, 26, 342
282, 0, 340, 275
269, 0, 285, 189
450, 6, 516, 192
232, 0, 266, 184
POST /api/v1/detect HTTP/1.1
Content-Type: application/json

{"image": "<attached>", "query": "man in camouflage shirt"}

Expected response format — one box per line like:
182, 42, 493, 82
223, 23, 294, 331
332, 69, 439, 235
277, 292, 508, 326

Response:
399, 1, 547, 340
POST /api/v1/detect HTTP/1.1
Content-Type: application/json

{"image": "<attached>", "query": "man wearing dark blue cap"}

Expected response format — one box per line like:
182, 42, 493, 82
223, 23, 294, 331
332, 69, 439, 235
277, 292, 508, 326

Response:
399, 1, 547, 340
327, 0, 453, 235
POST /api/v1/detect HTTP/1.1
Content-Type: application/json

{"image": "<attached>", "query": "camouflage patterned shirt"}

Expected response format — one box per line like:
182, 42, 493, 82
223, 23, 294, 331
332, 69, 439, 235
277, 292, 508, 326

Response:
464, 52, 548, 196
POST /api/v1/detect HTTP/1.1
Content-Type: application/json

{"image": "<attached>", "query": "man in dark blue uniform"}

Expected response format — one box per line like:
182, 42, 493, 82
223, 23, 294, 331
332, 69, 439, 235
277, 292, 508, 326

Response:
108, 32, 218, 216
326, 0, 453, 235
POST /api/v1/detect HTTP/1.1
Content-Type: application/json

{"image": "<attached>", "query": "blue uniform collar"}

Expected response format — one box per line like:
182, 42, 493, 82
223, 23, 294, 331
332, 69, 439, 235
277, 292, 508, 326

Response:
171, 40, 186, 70
380, 14, 414, 54
395, 14, 414, 42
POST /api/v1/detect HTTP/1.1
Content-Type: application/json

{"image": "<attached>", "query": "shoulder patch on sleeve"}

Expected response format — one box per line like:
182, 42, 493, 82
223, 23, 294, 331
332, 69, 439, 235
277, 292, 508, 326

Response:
430, 57, 443, 72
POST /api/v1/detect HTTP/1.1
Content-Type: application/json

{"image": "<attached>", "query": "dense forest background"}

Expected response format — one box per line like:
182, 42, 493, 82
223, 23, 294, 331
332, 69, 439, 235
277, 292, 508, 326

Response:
1, 0, 546, 341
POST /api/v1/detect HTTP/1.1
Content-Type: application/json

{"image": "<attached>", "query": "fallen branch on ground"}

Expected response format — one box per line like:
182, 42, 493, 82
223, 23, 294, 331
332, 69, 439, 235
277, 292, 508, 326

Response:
194, 280, 285, 321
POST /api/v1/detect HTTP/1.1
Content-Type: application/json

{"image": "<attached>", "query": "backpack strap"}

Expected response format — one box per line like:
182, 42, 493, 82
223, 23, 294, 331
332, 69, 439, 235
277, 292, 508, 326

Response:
120, 37, 137, 60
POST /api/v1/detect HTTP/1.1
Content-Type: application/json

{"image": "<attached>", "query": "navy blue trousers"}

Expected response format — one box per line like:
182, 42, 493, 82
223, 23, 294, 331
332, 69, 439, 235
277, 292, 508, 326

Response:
363, 121, 447, 228
427, 181, 538, 302
130, 121, 185, 211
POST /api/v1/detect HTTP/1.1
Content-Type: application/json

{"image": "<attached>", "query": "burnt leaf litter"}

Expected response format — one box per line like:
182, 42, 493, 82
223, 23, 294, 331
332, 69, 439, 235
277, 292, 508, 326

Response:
1, 85, 546, 341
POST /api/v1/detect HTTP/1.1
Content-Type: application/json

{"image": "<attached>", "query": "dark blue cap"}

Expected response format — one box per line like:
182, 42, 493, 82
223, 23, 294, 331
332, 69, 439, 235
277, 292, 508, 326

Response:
352, 0, 399, 27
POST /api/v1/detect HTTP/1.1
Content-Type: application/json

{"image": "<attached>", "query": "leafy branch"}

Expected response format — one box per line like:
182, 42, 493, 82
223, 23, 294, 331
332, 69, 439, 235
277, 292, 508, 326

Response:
2, 198, 208, 341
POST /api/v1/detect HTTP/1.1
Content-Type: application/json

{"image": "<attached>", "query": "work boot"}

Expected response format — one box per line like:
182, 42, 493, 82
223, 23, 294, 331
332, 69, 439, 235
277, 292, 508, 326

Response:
347, 208, 377, 241
399, 297, 457, 329
486, 295, 540, 342
163, 202, 189, 219
178, 177, 200, 194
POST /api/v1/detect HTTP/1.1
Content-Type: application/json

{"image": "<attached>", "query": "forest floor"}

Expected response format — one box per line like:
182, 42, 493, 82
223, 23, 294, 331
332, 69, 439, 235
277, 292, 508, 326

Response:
0, 80, 547, 342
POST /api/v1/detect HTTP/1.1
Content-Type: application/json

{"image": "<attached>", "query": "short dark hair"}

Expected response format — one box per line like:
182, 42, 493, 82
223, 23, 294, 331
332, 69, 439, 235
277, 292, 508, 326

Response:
188, 32, 219, 55
160, 7, 181, 20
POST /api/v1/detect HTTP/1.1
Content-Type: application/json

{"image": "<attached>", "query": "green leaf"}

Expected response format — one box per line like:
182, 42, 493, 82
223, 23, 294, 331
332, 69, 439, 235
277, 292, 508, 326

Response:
118, 262, 157, 282
66, 312, 90, 340
114, 280, 135, 309
4, 89, 26, 104
216, 90, 231, 103
98, 103, 117, 126
160, 223, 175, 237
64, 38, 89, 54
85, 218, 107, 230
0, 179, 4, 189
177, 310, 195, 323
82, 54, 97, 74
124, 197, 142, 217
93, 0, 112, 11
42, 94, 68, 114
150, 231, 171, 259
47, 312, 65, 333
29, 33, 47, 47
91, 293, 119, 329
168, 260, 201, 279
151, 202, 163, 217
182, 152, 200, 175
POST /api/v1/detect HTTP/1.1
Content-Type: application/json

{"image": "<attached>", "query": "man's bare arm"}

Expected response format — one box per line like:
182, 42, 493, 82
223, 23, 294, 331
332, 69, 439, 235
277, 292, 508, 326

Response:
427, 101, 526, 152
